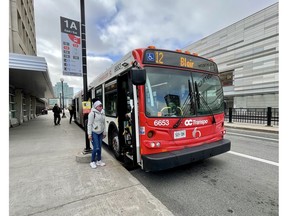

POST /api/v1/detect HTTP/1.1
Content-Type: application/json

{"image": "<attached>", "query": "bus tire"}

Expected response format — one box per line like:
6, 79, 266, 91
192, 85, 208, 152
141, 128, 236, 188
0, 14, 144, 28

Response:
110, 130, 123, 161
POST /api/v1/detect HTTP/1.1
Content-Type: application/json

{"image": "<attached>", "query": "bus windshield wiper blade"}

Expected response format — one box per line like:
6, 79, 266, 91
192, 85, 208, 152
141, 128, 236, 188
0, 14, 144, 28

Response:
173, 116, 183, 128
194, 81, 216, 124
173, 80, 193, 128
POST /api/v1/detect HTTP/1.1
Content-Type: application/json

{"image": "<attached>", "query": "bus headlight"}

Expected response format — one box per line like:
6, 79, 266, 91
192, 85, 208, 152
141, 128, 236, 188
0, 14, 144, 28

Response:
146, 142, 161, 148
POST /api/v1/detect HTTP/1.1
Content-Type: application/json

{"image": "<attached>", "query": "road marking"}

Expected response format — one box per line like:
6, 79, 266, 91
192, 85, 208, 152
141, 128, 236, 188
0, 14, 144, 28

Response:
228, 151, 279, 167
227, 132, 278, 142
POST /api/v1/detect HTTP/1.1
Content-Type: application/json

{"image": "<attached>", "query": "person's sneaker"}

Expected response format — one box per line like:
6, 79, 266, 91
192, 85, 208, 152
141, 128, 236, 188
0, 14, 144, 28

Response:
90, 162, 97, 169
96, 160, 106, 166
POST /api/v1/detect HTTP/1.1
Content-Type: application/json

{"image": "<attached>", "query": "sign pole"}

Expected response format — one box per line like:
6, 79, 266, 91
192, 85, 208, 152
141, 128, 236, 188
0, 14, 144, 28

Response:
80, 0, 91, 154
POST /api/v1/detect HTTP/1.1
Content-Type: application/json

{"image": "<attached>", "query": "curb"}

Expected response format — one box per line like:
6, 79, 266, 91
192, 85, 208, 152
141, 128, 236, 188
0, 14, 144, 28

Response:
225, 124, 279, 134
75, 152, 91, 163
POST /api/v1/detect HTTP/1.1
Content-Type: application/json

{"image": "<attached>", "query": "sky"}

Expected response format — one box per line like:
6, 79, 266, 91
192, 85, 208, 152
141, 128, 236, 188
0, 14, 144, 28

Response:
2, 1, 286, 214
33, 0, 279, 94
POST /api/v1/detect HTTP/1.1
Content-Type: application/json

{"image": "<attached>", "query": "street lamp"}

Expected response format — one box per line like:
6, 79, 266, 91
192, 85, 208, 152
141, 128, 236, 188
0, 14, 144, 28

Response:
59, 92, 62, 108
60, 78, 66, 118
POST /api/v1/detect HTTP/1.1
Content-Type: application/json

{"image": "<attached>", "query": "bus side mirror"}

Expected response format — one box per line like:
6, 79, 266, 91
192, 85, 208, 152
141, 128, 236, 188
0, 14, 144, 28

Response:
131, 68, 146, 85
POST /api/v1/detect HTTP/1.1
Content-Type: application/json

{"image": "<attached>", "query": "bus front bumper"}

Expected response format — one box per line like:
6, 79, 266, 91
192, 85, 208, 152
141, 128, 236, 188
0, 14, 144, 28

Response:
142, 139, 231, 172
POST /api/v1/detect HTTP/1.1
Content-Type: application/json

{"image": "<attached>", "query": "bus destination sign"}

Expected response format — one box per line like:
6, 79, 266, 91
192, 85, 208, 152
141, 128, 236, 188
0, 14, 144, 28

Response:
143, 49, 218, 73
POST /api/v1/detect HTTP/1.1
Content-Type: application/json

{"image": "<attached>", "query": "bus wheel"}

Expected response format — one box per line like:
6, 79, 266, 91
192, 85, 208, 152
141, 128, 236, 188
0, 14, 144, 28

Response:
111, 130, 122, 160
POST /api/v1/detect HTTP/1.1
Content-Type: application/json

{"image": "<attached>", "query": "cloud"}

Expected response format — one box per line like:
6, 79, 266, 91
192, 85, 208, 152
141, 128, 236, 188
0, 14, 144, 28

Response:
34, 0, 278, 92
87, 56, 114, 83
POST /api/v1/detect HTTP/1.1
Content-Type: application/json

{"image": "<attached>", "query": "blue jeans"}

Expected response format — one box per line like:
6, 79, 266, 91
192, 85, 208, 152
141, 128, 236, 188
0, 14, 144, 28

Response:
91, 132, 103, 162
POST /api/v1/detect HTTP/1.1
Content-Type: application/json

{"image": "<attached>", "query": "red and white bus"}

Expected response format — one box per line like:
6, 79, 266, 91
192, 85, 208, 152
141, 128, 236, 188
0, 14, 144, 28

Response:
74, 46, 231, 171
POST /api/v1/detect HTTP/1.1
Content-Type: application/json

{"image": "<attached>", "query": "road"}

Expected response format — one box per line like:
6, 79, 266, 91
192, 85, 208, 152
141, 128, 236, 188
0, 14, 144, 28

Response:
130, 128, 279, 216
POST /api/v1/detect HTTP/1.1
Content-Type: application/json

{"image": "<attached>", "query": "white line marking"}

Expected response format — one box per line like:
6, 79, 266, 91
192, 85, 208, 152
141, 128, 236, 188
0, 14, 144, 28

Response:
227, 132, 278, 142
228, 151, 279, 167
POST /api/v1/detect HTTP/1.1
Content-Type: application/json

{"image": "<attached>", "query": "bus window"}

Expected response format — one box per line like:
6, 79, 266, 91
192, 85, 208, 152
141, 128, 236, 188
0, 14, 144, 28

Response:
145, 75, 156, 116
144, 67, 196, 117
95, 86, 103, 102
192, 72, 224, 115
105, 80, 117, 117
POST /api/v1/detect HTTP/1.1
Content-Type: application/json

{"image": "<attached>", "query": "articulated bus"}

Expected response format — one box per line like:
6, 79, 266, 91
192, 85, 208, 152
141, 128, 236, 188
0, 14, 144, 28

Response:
74, 46, 231, 171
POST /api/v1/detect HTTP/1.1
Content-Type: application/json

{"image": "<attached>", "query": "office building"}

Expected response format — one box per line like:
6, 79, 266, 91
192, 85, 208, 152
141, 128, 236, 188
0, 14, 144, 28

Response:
51, 82, 74, 108
183, 3, 278, 109
9, 0, 54, 127
9, 0, 37, 55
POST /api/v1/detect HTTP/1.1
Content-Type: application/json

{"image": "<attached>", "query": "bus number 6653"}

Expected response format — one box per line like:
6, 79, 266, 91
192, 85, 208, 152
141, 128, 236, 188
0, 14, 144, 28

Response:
154, 120, 169, 126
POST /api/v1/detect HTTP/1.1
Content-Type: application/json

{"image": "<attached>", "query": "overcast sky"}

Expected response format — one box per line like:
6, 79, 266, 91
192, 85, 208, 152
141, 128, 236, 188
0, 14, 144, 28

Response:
34, 0, 279, 93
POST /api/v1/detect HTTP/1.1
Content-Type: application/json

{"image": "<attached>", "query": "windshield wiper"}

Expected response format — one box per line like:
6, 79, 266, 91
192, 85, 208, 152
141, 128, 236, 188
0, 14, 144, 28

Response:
194, 81, 216, 124
173, 80, 193, 128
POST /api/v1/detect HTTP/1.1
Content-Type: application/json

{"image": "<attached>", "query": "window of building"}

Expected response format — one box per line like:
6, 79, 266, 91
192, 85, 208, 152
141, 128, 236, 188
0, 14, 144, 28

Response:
30, 97, 33, 116
9, 88, 16, 119
23, 96, 27, 119
17, 12, 23, 38
219, 70, 234, 86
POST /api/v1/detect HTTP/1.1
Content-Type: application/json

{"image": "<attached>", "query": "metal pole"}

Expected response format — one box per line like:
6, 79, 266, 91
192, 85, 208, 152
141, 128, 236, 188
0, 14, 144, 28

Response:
60, 79, 66, 118
59, 92, 62, 108
267, 107, 272, 126
80, 0, 91, 154
228, 107, 233, 123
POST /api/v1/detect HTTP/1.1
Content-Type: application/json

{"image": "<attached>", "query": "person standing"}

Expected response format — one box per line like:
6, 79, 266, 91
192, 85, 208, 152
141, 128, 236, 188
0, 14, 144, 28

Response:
68, 104, 75, 124
52, 103, 61, 125
87, 100, 106, 169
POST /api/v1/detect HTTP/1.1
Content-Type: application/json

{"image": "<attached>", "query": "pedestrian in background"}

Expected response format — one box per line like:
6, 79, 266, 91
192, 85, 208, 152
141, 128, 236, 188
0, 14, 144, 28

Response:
87, 100, 106, 169
68, 104, 75, 124
52, 103, 61, 125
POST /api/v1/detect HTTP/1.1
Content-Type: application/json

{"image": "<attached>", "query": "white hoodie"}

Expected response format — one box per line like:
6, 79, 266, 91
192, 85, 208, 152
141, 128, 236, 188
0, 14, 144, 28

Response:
87, 107, 106, 136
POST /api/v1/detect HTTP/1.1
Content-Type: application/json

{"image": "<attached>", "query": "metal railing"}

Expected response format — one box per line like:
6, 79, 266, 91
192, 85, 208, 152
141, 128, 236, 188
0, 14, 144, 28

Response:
224, 107, 278, 126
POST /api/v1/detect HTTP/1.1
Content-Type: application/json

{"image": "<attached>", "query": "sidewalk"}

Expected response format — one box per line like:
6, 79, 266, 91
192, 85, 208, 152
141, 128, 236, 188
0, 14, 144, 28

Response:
9, 111, 173, 216
224, 121, 279, 133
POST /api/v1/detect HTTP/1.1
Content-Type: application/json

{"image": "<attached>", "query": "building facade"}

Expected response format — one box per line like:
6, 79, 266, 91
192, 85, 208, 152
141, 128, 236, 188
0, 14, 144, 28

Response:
183, 3, 279, 109
9, 0, 54, 127
9, 0, 37, 55
51, 82, 74, 109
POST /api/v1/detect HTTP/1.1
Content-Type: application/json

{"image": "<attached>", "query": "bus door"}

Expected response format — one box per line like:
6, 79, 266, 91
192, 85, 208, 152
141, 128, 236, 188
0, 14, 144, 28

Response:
117, 72, 137, 167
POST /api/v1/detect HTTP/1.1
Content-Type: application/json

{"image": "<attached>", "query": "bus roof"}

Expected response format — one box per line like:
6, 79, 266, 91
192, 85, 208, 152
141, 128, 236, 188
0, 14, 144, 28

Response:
88, 51, 135, 90
88, 47, 217, 90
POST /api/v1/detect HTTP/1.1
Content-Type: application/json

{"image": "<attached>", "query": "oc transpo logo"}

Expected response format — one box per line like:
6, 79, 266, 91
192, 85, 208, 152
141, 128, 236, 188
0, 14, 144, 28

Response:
184, 119, 193, 126
184, 119, 208, 126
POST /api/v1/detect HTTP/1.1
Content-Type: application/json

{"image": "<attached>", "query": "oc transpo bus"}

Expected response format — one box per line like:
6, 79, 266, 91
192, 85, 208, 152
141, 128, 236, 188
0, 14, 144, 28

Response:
74, 46, 231, 171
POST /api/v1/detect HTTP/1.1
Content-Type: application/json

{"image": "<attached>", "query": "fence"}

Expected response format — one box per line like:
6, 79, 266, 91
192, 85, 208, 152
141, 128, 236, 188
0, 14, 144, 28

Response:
224, 107, 278, 126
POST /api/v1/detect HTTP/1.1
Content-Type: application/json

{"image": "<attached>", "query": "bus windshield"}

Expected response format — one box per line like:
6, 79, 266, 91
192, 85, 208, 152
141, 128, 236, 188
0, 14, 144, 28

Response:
145, 67, 224, 117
